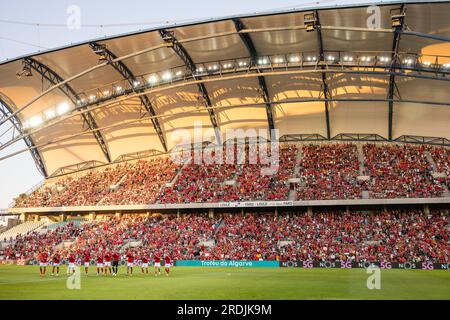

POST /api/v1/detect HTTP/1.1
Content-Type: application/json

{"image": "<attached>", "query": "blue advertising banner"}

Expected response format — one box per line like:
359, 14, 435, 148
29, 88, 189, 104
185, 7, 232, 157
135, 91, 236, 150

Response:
175, 260, 279, 268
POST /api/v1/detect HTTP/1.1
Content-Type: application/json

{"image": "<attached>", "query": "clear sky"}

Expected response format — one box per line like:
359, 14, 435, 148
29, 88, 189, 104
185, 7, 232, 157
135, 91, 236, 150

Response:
0, 0, 395, 208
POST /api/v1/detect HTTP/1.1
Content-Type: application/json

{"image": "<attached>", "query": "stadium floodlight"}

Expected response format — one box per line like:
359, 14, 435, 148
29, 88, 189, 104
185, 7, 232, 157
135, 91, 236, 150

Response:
238, 61, 247, 67
175, 70, 183, 76
257, 58, 269, 65
343, 56, 354, 62
89, 94, 97, 102
196, 67, 204, 73
403, 58, 413, 65
162, 72, 172, 81
390, 8, 405, 29
422, 61, 431, 67
16, 60, 33, 78
443, 63, 450, 68
114, 85, 123, 93
29, 115, 43, 128
327, 55, 335, 61
289, 56, 300, 63
56, 102, 71, 115
22, 121, 30, 130
304, 12, 317, 32
273, 57, 284, 63
223, 63, 233, 69
147, 74, 158, 84
44, 108, 56, 120
102, 90, 110, 96
133, 80, 140, 87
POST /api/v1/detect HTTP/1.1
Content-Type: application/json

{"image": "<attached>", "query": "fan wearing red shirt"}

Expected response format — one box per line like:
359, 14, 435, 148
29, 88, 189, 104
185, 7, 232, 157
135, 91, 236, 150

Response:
83, 252, 91, 275
51, 252, 61, 277
141, 252, 149, 274
126, 251, 135, 276
112, 251, 120, 276
153, 253, 161, 276
67, 253, 76, 274
96, 254, 104, 275
38, 251, 49, 277
104, 252, 112, 275
164, 255, 171, 277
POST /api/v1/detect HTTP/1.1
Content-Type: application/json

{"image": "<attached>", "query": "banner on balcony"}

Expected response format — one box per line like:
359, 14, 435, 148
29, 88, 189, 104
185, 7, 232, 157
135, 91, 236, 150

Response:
175, 260, 280, 268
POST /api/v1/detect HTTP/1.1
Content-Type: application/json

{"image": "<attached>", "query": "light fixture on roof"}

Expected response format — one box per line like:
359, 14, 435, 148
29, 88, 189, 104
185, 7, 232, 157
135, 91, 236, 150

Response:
16, 60, 33, 78
44, 108, 56, 120
422, 61, 431, 66
273, 57, 284, 63
133, 79, 140, 87
147, 74, 158, 84
29, 115, 43, 128
162, 72, 172, 81
443, 63, 450, 69
289, 56, 300, 63
56, 102, 70, 115
22, 121, 30, 130
114, 85, 123, 93
327, 55, 335, 61
89, 94, 97, 102
343, 56, 354, 62
257, 57, 269, 65
403, 58, 413, 65
175, 70, 183, 76
304, 12, 318, 32
390, 8, 405, 29
223, 63, 233, 69
379, 56, 390, 62
196, 66, 204, 73
238, 61, 247, 67
102, 90, 110, 96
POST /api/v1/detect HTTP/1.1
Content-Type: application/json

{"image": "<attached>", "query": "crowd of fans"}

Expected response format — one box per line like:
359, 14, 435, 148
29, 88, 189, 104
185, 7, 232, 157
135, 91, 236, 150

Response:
13, 142, 450, 207
295, 143, 363, 200
1, 211, 448, 263
159, 144, 297, 203
363, 144, 444, 198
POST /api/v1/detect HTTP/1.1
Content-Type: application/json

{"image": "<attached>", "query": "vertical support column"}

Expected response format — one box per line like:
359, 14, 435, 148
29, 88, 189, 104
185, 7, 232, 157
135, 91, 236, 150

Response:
115, 212, 122, 219
424, 205, 430, 214
59, 214, 66, 222
177, 210, 180, 219
208, 208, 214, 219
274, 208, 278, 217
307, 207, 313, 216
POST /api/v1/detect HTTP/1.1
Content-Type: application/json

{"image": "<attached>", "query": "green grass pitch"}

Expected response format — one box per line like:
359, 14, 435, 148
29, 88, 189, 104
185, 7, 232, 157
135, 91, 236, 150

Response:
0, 265, 449, 299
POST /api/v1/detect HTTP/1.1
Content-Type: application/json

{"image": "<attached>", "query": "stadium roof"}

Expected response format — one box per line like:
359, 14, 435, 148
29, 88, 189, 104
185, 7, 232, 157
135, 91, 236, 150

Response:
0, 0, 449, 177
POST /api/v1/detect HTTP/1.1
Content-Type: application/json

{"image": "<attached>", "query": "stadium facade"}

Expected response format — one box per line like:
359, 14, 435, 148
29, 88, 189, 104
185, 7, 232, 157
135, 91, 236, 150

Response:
0, 0, 449, 216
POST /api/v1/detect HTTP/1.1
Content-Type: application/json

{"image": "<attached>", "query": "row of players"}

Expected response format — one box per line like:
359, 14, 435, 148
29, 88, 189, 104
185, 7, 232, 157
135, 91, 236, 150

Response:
36, 250, 172, 277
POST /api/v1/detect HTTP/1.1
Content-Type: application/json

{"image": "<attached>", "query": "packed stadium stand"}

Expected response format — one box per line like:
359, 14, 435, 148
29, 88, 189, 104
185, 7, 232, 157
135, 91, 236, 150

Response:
0, 221, 45, 241
1, 210, 448, 263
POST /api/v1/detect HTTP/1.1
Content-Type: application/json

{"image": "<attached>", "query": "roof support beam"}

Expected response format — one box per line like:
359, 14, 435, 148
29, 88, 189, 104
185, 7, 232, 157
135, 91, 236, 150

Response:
89, 42, 168, 152
315, 11, 331, 140
233, 18, 276, 140
158, 30, 222, 145
388, 4, 406, 141
23, 57, 111, 162
0, 95, 47, 177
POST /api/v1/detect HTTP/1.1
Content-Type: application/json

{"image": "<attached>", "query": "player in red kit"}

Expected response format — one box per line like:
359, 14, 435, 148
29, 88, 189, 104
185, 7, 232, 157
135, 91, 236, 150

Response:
164, 255, 171, 276
51, 252, 61, 276
83, 252, 90, 275
126, 251, 134, 276
112, 251, 120, 276
104, 251, 112, 275
38, 251, 49, 277
153, 253, 161, 276
96, 254, 104, 276
67, 253, 76, 275
141, 252, 149, 274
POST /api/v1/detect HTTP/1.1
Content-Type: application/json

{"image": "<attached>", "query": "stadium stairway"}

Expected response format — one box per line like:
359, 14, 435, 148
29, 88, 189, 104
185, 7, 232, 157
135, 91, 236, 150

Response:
425, 151, 450, 197
0, 221, 46, 241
